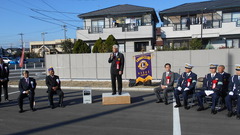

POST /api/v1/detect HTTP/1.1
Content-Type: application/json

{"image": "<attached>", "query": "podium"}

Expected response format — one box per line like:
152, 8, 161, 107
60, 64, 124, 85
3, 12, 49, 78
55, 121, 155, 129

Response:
102, 92, 131, 105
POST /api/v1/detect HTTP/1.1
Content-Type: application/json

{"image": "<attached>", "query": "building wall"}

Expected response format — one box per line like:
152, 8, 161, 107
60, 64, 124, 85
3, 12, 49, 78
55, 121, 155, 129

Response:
46, 48, 240, 80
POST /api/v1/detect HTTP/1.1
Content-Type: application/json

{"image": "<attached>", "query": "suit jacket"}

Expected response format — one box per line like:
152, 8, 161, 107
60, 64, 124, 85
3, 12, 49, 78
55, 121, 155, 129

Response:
202, 73, 223, 91
108, 52, 125, 75
19, 77, 36, 94
46, 75, 61, 92
219, 72, 231, 92
0, 63, 9, 81
177, 72, 197, 90
161, 71, 175, 87
228, 75, 240, 95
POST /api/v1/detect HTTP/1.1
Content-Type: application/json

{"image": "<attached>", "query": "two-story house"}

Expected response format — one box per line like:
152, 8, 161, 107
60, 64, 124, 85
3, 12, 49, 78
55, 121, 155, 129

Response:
77, 4, 159, 52
159, 0, 240, 49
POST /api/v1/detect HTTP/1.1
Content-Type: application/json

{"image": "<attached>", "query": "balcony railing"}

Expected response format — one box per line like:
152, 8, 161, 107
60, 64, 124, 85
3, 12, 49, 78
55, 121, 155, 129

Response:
77, 23, 147, 33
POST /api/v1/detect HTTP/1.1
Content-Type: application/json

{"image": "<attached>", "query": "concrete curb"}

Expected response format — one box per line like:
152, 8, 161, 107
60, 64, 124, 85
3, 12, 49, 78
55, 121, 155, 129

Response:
8, 85, 154, 92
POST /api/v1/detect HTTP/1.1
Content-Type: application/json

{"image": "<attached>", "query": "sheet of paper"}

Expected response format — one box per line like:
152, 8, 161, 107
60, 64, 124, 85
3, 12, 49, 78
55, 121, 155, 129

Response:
205, 90, 214, 96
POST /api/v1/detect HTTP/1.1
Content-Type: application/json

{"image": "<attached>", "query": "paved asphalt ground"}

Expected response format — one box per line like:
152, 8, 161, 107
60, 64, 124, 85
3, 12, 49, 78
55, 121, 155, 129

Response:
0, 88, 240, 135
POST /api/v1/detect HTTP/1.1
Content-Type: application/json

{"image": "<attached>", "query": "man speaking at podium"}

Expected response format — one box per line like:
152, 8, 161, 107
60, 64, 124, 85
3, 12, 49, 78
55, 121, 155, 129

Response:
108, 45, 125, 95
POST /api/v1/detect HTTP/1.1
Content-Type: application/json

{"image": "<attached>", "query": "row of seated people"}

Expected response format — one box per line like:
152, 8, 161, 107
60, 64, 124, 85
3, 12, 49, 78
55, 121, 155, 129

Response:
154, 63, 240, 119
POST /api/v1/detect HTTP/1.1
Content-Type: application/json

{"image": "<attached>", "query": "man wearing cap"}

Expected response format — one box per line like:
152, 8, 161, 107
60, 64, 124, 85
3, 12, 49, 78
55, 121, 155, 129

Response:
18, 70, 37, 113
0, 57, 10, 102
108, 45, 125, 95
225, 65, 240, 119
218, 65, 231, 107
174, 63, 197, 110
154, 63, 175, 105
46, 67, 64, 109
196, 64, 223, 114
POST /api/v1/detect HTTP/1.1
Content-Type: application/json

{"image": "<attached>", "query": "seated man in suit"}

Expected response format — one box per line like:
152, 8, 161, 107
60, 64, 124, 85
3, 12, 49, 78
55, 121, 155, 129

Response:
217, 65, 231, 107
174, 63, 197, 110
154, 63, 175, 105
18, 70, 37, 113
196, 64, 223, 114
225, 64, 240, 119
46, 67, 64, 109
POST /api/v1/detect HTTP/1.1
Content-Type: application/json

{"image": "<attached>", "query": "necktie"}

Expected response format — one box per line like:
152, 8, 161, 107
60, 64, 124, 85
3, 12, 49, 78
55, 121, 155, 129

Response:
26, 78, 28, 84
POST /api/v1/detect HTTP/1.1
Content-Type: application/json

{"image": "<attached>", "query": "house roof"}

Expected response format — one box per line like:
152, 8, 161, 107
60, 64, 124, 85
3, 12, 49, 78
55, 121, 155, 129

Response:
78, 4, 159, 22
159, 0, 240, 18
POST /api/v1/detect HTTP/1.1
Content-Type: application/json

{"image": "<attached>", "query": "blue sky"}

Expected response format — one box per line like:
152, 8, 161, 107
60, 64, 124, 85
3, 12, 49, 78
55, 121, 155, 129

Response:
0, 0, 206, 48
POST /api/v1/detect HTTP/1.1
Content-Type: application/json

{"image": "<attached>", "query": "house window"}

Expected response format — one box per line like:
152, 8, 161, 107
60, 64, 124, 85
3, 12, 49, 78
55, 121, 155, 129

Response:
119, 44, 125, 52
134, 42, 148, 52
91, 19, 104, 33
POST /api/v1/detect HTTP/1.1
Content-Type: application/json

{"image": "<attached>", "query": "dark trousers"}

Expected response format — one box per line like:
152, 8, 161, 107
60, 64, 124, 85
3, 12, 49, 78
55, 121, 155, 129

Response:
18, 92, 35, 110
196, 91, 220, 110
174, 89, 193, 106
0, 81, 8, 101
225, 94, 240, 115
154, 86, 173, 102
48, 89, 64, 106
111, 73, 122, 94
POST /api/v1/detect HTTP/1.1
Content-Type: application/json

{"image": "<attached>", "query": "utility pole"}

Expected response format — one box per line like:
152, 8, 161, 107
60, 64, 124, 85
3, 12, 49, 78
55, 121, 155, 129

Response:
201, 8, 207, 46
41, 32, 47, 57
18, 33, 24, 48
63, 25, 67, 40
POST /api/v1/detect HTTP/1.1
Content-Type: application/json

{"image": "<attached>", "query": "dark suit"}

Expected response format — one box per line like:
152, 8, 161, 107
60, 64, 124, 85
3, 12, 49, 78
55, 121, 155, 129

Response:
18, 77, 36, 110
219, 72, 231, 104
154, 71, 175, 103
225, 75, 240, 115
108, 52, 125, 94
196, 73, 223, 110
46, 75, 64, 106
174, 72, 197, 107
0, 63, 9, 102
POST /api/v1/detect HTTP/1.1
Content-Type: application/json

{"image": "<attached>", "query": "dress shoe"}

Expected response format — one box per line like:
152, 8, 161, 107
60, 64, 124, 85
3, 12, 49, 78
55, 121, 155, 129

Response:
165, 102, 168, 105
5, 99, 9, 102
118, 92, 122, 95
184, 106, 190, 110
197, 106, 204, 111
156, 99, 163, 103
236, 114, 240, 119
227, 111, 233, 117
211, 109, 217, 115
112, 93, 116, 95
174, 104, 182, 108
31, 108, 36, 112
50, 105, 55, 109
19, 109, 24, 113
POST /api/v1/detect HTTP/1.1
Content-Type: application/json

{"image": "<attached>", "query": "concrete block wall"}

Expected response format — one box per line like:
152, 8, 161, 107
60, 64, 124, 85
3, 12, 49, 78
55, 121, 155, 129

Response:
46, 48, 240, 80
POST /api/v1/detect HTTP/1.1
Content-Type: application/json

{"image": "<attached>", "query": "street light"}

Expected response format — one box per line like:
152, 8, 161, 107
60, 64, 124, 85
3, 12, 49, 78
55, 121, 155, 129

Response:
41, 32, 47, 57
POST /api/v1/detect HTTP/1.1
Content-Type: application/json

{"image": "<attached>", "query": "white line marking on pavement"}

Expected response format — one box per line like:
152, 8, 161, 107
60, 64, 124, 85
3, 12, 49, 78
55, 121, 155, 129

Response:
173, 99, 182, 135
1, 91, 19, 97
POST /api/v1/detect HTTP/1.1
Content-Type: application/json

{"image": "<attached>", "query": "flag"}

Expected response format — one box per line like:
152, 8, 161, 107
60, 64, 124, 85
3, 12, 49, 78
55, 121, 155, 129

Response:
19, 47, 25, 68
135, 53, 152, 83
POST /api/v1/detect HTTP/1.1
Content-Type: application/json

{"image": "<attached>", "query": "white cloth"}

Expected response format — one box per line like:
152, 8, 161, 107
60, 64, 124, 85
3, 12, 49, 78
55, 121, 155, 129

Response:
177, 87, 182, 91
166, 72, 169, 77
184, 88, 190, 91
229, 91, 234, 96
205, 90, 214, 96
211, 73, 216, 78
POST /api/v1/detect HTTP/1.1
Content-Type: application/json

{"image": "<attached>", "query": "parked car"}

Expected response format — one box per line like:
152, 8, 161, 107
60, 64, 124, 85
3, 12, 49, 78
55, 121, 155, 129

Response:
2, 57, 12, 64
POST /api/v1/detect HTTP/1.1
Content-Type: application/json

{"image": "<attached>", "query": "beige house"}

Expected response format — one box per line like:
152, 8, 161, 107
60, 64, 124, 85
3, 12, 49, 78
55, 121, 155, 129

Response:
30, 39, 76, 57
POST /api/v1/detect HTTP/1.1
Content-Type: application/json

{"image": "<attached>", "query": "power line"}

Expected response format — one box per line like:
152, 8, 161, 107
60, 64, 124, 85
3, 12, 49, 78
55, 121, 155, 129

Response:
40, 0, 75, 20
30, 16, 83, 22
30, 8, 80, 14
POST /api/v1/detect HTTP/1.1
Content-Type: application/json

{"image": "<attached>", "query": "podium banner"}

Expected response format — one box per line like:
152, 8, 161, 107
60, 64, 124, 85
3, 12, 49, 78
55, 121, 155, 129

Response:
135, 53, 152, 83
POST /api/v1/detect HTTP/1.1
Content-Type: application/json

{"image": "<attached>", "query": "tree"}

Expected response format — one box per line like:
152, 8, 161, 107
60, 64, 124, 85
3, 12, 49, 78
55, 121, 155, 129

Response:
92, 38, 103, 53
73, 39, 91, 53
61, 39, 74, 53
189, 38, 202, 50
105, 35, 118, 52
